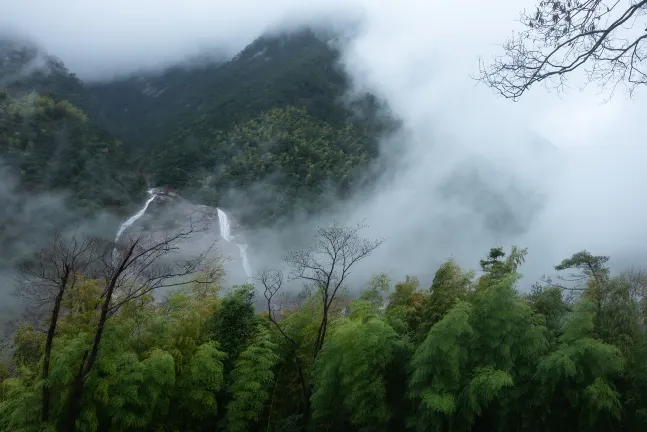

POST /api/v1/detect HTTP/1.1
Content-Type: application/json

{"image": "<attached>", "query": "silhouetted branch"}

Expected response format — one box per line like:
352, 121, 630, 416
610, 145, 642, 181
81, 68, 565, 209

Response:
12, 233, 102, 422
285, 220, 383, 359
257, 268, 309, 410
66, 217, 221, 430
478, 0, 647, 99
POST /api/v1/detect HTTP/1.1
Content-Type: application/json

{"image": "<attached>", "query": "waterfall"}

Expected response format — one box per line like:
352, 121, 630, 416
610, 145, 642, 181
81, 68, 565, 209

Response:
115, 190, 157, 243
217, 208, 252, 278
237, 244, 252, 277
113, 193, 251, 279
217, 208, 232, 241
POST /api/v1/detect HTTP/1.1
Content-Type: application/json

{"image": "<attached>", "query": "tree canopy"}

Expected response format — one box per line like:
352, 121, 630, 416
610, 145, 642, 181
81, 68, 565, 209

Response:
2, 226, 647, 431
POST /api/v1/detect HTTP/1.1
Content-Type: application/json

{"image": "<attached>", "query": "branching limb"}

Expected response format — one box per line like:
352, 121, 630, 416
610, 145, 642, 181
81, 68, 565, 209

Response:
478, 0, 647, 99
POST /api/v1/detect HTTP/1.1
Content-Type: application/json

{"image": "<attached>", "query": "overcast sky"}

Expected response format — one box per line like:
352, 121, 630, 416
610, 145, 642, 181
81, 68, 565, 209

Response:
3, 0, 646, 285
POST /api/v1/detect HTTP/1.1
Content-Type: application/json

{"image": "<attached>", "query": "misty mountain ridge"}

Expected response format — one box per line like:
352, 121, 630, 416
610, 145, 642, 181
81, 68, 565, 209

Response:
0, 27, 555, 279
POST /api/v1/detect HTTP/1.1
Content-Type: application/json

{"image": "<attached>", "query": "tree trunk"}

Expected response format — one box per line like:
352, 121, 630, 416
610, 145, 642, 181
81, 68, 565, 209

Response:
293, 352, 309, 410
66, 244, 129, 432
313, 305, 329, 360
41, 269, 69, 422
66, 274, 116, 431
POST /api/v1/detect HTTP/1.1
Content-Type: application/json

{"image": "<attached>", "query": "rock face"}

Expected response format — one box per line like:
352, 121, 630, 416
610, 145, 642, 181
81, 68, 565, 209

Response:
115, 188, 252, 286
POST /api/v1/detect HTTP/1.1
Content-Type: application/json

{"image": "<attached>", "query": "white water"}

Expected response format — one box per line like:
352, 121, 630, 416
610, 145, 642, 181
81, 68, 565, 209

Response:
237, 244, 252, 278
114, 190, 157, 243
114, 192, 251, 279
217, 208, 252, 278
217, 208, 232, 241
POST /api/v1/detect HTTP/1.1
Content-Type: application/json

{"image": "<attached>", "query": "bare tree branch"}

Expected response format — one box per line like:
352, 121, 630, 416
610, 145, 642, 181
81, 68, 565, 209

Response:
478, 0, 647, 100
12, 233, 102, 422
257, 268, 309, 411
65, 217, 221, 431
284, 220, 383, 359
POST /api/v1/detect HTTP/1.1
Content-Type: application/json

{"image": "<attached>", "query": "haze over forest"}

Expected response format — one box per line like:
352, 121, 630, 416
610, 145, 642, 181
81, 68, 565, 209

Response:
2, 0, 646, 282
1, 1, 647, 431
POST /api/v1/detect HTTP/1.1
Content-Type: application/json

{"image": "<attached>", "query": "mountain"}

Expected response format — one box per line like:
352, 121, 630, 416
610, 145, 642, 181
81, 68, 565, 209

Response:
87, 29, 367, 153
0, 36, 144, 209
0, 27, 552, 246
85, 28, 392, 227
0, 90, 143, 209
0, 38, 107, 125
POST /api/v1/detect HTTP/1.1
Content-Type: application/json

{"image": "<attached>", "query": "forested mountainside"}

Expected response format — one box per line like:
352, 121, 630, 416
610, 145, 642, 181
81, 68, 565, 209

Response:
86, 30, 384, 155
0, 91, 143, 210
0, 30, 391, 228
0, 37, 143, 211
86, 29, 391, 227
0, 28, 548, 233
2, 21, 646, 432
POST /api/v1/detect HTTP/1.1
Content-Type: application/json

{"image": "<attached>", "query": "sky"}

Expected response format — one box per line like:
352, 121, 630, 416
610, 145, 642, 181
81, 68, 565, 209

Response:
2, 0, 646, 287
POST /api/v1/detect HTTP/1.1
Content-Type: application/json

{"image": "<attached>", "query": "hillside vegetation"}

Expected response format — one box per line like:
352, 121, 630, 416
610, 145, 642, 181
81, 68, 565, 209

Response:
1, 225, 646, 431
0, 90, 143, 210
1, 30, 389, 229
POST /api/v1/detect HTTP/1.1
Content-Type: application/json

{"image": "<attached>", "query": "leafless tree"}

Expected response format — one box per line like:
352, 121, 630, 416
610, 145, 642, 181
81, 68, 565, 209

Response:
65, 219, 222, 431
284, 221, 383, 359
257, 269, 309, 410
478, 0, 647, 100
622, 265, 647, 300
256, 221, 382, 416
13, 233, 101, 422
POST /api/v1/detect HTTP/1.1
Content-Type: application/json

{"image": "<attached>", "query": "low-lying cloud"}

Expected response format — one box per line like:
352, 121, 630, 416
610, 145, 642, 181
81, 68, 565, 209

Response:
3, 0, 647, 289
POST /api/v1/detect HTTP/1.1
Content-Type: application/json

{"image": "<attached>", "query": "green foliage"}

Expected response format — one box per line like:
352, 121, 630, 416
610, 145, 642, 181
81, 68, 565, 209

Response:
527, 284, 569, 341
409, 266, 547, 431
2, 225, 647, 432
358, 272, 391, 310
0, 366, 42, 432
12, 324, 44, 367
226, 324, 280, 432
175, 106, 375, 228
385, 276, 424, 334
534, 299, 624, 429
174, 341, 226, 423
409, 302, 473, 429
554, 250, 610, 277
415, 259, 474, 341
0, 92, 143, 211
478, 246, 527, 288
311, 315, 409, 432
598, 276, 642, 354
208, 284, 259, 371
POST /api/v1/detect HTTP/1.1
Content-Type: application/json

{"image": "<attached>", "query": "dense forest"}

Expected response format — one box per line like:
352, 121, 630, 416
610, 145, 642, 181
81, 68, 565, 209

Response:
0, 30, 391, 230
0, 90, 143, 210
1, 222, 646, 431
2, 0, 646, 428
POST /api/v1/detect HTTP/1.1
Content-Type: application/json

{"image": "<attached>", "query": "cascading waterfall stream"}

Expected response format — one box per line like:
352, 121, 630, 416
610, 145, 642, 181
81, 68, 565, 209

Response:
217, 208, 252, 278
113, 189, 251, 280
114, 189, 157, 244
238, 244, 252, 278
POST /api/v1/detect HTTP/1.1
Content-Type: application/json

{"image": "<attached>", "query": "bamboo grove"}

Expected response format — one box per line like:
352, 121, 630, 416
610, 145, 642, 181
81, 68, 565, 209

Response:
1, 222, 647, 432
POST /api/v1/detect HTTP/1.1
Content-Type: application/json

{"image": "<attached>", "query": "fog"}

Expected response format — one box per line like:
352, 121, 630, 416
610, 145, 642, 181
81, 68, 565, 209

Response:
3, 0, 647, 290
